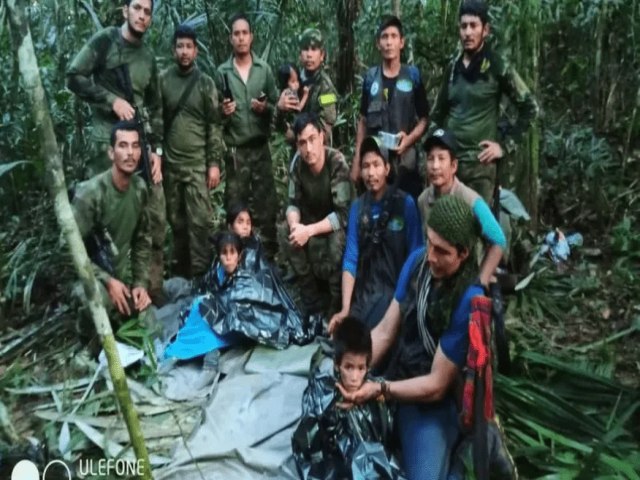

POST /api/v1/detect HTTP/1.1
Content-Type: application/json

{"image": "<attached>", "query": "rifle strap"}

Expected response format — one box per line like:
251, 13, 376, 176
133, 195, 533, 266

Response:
165, 69, 201, 135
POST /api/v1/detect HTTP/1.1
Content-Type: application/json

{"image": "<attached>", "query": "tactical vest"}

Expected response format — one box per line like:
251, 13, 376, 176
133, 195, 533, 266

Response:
364, 65, 418, 137
350, 187, 408, 328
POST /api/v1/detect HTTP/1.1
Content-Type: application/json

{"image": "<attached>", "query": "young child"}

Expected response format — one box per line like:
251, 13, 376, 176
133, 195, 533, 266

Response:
164, 232, 244, 365
227, 202, 253, 240
277, 63, 310, 142
292, 317, 405, 479
277, 63, 309, 110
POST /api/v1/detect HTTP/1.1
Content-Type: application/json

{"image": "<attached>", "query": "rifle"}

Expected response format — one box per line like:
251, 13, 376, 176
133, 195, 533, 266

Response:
222, 73, 234, 101
84, 227, 118, 277
67, 185, 117, 276
113, 64, 153, 185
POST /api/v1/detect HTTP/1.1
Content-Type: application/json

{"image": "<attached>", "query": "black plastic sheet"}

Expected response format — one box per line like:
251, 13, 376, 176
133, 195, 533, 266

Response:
292, 355, 406, 480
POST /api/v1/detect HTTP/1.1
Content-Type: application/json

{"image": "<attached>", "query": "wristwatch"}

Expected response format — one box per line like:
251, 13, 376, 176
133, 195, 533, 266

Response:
154, 147, 163, 156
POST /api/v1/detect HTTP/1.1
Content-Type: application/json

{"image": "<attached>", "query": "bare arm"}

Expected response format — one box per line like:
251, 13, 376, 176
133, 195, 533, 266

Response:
479, 244, 503, 288
383, 345, 459, 403
397, 116, 429, 156
351, 116, 367, 182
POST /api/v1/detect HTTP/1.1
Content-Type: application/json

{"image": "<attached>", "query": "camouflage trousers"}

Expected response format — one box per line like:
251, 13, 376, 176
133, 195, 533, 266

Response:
278, 222, 344, 317
457, 160, 497, 206
224, 142, 278, 259
165, 168, 214, 278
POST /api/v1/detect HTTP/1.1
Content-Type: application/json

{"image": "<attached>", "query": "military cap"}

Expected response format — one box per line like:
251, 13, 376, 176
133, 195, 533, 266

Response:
360, 136, 390, 165
423, 128, 458, 157
299, 28, 324, 49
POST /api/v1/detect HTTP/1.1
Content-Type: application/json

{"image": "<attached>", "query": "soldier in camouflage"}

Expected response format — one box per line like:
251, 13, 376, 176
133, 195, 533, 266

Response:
216, 13, 279, 260
277, 28, 339, 142
279, 112, 352, 317
160, 25, 224, 279
430, 0, 539, 204
72, 122, 153, 346
67, 0, 167, 304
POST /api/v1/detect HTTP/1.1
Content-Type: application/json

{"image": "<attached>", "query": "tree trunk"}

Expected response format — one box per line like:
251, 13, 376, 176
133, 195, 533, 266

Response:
335, 0, 359, 96
501, 0, 541, 228
5, 1, 152, 478
393, 0, 401, 17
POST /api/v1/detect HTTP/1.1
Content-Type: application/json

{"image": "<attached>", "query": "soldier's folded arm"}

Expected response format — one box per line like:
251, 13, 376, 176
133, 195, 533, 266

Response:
66, 31, 118, 110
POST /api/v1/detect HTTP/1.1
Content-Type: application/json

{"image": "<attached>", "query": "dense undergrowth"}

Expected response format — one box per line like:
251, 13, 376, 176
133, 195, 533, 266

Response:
1, 0, 638, 478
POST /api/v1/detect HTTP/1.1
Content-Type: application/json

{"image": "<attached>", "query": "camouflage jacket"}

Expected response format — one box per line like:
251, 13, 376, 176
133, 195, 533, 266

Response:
300, 67, 339, 127
430, 44, 539, 162
67, 26, 163, 146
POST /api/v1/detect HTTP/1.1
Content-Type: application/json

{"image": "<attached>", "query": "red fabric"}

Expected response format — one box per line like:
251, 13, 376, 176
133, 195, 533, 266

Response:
461, 295, 494, 430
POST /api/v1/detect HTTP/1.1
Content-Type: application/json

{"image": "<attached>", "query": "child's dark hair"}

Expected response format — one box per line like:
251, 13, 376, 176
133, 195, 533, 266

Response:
333, 317, 372, 366
226, 202, 252, 227
215, 231, 243, 256
277, 63, 300, 91
173, 23, 197, 45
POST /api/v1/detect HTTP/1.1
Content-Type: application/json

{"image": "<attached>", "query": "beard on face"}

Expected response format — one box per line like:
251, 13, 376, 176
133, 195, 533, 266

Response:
127, 19, 145, 39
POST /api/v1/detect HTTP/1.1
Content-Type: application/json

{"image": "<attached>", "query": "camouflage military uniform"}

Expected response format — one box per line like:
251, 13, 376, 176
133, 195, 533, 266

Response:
71, 170, 153, 339
67, 26, 167, 299
298, 29, 338, 128
430, 45, 539, 203
279, 147, 352, 316
216, 54, 279, 258
160, 65, 224, 278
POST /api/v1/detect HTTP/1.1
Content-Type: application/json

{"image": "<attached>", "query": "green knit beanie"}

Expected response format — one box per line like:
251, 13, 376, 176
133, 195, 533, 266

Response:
427, 195, 479, 250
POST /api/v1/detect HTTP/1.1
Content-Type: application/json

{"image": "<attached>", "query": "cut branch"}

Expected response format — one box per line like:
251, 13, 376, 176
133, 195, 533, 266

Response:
5, 1, 151, 478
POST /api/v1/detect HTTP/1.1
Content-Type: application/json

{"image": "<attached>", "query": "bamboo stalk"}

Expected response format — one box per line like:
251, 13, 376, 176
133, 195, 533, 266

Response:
5, 1, 152, 478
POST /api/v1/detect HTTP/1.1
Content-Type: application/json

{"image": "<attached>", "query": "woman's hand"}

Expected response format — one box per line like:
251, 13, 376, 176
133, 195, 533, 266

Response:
335, 380, 381, 407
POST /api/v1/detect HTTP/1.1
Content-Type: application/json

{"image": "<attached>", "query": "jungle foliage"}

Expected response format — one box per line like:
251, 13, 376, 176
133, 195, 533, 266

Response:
0, 0, 638, 478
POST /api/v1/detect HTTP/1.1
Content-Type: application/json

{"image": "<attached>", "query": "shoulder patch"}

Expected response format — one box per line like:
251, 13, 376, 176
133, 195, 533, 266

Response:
370, 81, 380, 96
318, 93, 337, 106
396, 79, 413, 93
388, 216, 405, 231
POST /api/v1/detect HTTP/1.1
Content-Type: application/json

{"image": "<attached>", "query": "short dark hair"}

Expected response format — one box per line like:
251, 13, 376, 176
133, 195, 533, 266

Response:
173, 24, 197, 45
459, 0, 489, 24
226, 202, 252, 227
377, 15, 403, 39
124, 0, 154, 9
277, 63, 300, 91
293, 112, 322, 139
110, 120, 140, 147
215, 231, 243, 257
229, 13, 252, 33
333, 317, 372, 366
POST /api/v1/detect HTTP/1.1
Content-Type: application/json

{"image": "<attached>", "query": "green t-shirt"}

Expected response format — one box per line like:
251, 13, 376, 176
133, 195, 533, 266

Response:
72, 170, 151, 287
288, 147, 352, 228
